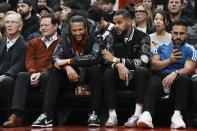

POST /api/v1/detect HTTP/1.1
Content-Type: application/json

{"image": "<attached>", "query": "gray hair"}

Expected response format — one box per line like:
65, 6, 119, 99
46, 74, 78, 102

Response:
4, 11, 23, 25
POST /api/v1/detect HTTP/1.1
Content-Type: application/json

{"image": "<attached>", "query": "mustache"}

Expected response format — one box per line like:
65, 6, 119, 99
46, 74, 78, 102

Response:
175, 38, 182, 41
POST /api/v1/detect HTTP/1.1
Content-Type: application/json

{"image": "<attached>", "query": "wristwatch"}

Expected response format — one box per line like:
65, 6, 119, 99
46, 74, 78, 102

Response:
174, 70, 180, 76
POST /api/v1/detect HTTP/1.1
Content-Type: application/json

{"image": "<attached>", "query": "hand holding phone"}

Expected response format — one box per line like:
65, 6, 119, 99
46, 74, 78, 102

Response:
173, 44, 182, 61
174, 44, 182, 53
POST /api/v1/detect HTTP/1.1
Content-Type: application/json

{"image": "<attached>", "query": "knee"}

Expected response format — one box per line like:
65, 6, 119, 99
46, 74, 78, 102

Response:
88, 65, 103, 76
104, 68, 116, 79
191, 74, 197, 85
1, 76, 15, 88
17, 72, 30, 78
40, 71, 50, 80
177, 74, 190, 82
134, 67, 150, 77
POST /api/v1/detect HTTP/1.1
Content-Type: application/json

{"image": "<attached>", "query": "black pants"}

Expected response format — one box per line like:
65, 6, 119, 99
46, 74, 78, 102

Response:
103, 67, 150, 109
0, 76, 15, 108
11, 71, 50, 111
191, 74, 197, 110
143, 74, 190, 116
43, 66, 100, 119
89, 65, 104, 113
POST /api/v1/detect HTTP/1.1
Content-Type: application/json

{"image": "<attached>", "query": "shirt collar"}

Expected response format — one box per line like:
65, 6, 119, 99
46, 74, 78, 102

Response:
41, 33, 58, 42
7, 35, 19, 44
127, 27, 135, 41
124, 27, 135, 43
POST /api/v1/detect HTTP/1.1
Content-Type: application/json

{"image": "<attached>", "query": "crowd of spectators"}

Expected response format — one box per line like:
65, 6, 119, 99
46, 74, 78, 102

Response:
0, 0, 197, 129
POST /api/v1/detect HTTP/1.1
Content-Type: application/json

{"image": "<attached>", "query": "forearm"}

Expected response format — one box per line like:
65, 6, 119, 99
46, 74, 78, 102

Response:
72, 53, 101, 66
179, 67, 195, 76
151, 59, 171, 71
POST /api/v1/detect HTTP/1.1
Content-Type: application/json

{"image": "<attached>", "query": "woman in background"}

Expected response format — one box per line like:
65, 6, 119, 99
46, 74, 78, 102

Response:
149, 10, 171, 51
135, 3, 153, 34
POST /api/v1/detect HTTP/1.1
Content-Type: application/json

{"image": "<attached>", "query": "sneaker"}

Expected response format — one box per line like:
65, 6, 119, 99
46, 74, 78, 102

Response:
87, 111, 100, 127
124, 115, 140, 127
105, 115, 117, 127
171, 113, 186, 129
3, 114, 22, 127
31, 113, 53, 128
137, 111, 154, 128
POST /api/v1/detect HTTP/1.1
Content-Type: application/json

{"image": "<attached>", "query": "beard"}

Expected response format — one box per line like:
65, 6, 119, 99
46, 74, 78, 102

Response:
115, 28, 128, 38
20, 11, 30, 19
172, 37, 186, 46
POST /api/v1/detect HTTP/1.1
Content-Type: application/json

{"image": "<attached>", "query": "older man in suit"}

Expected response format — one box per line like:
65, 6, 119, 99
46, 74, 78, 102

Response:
0, 11, 26, 115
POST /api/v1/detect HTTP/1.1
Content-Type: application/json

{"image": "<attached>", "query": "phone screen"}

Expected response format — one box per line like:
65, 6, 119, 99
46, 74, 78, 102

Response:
174, 44, 182, 53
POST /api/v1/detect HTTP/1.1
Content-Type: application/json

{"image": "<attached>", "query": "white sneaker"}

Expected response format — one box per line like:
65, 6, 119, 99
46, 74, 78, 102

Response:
137, 111, 154, 128
171, 113, 186, 129
124, 115, 140, 127
105, 115, 118, 127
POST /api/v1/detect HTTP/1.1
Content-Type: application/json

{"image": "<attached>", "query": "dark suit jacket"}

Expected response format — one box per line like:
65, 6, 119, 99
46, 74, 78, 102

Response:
0, 36, 27, 78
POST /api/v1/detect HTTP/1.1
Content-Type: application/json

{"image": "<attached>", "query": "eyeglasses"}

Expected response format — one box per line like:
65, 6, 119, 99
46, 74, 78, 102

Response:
135, 10, 147, 14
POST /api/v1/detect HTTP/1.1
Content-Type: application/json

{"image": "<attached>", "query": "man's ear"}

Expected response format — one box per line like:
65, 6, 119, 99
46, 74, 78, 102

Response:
55, 23, 58, 29
100, 17, 105, 24
101, 17, 105, 21
127, 18, 133, 26
29, 6, 33, 12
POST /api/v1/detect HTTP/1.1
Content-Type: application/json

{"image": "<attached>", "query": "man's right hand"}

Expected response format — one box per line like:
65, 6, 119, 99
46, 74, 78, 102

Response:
30, 72, 41, 87
115, 63, 129, 82
65, 66, 79, 82
54, 59, 69, 69
169, 49, 182, 63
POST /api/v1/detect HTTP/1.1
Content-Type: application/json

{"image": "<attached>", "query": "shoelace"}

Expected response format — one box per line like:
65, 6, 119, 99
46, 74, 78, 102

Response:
88, 112, 97, 121
37, 114, 47, 121
107, 116, 117, 123
128, 115, 138, 121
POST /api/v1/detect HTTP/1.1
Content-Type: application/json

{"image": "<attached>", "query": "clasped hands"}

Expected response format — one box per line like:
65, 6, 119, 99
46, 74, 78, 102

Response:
30, 72, 41, 87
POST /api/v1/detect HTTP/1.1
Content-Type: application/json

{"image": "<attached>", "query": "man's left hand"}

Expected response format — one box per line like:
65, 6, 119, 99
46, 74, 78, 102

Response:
102, 50, 114, 62
162, 72, 177, 88
115, 63, 130, 82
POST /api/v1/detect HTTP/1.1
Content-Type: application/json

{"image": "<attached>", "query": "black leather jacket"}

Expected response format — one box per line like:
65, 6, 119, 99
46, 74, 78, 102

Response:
111, 27, 151, 70
52, 19, 103, 67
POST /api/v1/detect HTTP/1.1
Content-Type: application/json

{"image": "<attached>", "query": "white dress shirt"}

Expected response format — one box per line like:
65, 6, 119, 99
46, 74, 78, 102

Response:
41, 33, 58, 49
6, 36, 19, 51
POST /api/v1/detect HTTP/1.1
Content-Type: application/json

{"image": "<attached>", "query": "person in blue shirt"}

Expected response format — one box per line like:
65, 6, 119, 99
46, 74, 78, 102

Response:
137, 19, 197, 129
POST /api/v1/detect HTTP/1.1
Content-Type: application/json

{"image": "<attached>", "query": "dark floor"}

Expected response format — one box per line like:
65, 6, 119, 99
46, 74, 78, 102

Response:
0, 126, 196, 131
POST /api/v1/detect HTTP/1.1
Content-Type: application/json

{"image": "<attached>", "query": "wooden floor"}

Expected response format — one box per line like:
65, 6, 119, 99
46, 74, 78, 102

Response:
0, 126, 196, 131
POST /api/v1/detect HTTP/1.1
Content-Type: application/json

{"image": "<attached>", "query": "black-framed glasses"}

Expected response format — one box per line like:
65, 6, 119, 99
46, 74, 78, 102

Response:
135, 10, 147, 14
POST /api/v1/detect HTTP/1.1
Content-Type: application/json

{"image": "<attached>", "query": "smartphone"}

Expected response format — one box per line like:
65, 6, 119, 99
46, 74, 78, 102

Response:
174, 44, 182, 53
125, 70, 134, 86
174, 44, 182, 59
